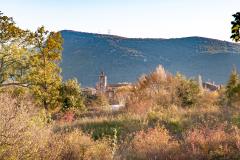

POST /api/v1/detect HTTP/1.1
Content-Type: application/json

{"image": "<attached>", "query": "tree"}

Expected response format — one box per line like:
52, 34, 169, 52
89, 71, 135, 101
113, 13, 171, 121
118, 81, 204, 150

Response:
28, 26, 63, 110
231, 12, 240, 42
60, 78, 85, 111
176, 74, 200, 107
0, 12, 65, 110
0, 12, 32, 88
226, 67, 240, 102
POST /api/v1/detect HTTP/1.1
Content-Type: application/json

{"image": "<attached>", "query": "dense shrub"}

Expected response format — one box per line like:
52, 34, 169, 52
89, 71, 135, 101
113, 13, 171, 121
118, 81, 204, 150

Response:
119, 124, 240, 160
85, 93, 110, 111
60, 130, 113, 160
126, 66, 201, 114
175, 74, 201, 107
0, 93, 113, 160
126, 65, 171, 114
0, 93, 62, 159
123, 126, 180, 160
182, 125, 240, 160
146, 105, 185, 134
60, 78, 85, 111
225, 67, 240, 106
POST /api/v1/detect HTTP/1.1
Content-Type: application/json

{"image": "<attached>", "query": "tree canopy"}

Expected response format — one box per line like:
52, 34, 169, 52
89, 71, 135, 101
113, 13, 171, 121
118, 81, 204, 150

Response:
231, 12, 240, 42
0, 11, 32, 88
27, 27, 63, 109
0, 12, 85, 111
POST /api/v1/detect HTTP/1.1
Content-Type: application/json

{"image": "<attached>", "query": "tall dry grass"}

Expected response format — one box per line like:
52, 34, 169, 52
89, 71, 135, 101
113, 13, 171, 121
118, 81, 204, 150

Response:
0, 93, 62, 159
0, 93, 113, 160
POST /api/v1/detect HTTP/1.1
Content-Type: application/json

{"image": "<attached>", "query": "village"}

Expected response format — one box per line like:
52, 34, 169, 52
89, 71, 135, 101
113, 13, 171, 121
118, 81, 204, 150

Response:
82, 71, 222, 111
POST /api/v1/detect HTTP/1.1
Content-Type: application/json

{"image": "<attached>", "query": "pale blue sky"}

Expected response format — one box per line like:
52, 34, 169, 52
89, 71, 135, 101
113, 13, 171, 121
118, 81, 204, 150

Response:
1, 0, 239, 41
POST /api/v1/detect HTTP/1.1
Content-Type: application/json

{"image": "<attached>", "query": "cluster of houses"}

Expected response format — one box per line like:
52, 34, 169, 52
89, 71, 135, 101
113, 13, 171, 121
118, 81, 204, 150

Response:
82, 72, 131, 103
197, 75, 222, 91
82, 72, 222, 105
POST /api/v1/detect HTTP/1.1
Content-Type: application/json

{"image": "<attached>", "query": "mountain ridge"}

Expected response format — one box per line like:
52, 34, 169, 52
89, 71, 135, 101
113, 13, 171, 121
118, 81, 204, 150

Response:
60, 30, 240, 87
60, 30, 235, 42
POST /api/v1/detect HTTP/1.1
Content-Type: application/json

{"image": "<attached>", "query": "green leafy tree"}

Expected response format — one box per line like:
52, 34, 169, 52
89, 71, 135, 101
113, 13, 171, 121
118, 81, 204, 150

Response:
60, 78, 85, 111
0, 12, 31, 88
231, 12, 240, 42
28, 26, 63, 110
0, 12, 65, 110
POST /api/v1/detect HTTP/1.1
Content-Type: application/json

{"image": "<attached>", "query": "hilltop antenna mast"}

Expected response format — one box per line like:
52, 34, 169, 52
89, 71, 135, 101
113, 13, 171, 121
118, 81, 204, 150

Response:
107, 29, 111, 35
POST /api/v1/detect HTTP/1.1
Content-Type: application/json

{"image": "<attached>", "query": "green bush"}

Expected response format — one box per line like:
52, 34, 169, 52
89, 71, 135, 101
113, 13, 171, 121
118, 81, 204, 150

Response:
60, 78, 85, 111
84, 93, 110, 111
176, 75, 201, 107
225, 67, 240, 105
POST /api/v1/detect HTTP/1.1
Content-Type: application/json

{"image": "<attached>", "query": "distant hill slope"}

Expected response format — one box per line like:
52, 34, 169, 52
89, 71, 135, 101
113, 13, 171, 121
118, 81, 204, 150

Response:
60, 30, 240, 86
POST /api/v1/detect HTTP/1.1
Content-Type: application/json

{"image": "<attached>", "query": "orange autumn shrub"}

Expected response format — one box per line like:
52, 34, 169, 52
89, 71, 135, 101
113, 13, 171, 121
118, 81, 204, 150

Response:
124, 126, 180, 160
61, 130, 113, 160
182, 125, 240, 160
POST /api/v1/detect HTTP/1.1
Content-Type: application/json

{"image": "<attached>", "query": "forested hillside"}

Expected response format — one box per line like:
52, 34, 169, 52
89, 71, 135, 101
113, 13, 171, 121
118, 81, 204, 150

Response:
61, 30, 240, 86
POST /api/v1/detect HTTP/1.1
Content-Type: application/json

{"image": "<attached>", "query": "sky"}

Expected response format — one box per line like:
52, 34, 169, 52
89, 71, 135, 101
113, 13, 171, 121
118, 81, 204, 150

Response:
1, 0, 240, 41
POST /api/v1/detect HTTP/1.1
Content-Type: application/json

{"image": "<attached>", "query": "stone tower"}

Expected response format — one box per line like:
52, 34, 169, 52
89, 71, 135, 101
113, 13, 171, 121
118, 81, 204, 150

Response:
198, 75, 203, 89
98, 71, 107, 93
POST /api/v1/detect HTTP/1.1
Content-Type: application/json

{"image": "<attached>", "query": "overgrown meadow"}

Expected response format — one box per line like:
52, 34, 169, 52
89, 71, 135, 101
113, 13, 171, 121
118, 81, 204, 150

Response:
1, 12, 240, 160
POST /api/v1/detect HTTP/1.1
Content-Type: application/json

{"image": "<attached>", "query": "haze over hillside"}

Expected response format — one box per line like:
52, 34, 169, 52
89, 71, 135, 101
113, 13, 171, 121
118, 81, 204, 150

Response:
61, 30, 240, 87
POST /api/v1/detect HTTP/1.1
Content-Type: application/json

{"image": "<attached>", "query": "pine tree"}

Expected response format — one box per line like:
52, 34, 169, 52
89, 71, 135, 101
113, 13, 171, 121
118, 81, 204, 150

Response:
28, 27, 63, 110
226, 67, 240, 101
